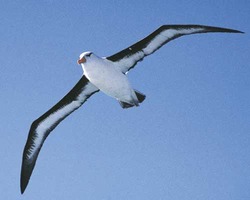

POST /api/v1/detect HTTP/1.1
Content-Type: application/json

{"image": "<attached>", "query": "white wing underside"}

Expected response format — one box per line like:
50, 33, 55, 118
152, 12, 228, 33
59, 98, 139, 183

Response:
107, 25, 242, 73
115, 28, 203, 73
27, 82, 97, 159
21, 75, 98, 193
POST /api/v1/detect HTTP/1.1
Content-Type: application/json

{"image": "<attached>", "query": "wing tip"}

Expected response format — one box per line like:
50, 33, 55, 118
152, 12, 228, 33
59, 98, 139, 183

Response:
20, 165, 30, 194
20, 172, 29, 194
20, 155, 36, 194
233, 29, 244, 34
212, 26, 244, 34
159, 24, 244, 34
20, 184, 26, 194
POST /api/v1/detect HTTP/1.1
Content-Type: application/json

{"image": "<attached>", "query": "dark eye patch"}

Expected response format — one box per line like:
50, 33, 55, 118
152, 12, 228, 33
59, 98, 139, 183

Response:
86, 52, 93, 57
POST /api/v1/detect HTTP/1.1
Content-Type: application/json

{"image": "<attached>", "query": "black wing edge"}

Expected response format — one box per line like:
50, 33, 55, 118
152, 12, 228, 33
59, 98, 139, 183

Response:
107, 24, 243, 63
20, 75, 99, 194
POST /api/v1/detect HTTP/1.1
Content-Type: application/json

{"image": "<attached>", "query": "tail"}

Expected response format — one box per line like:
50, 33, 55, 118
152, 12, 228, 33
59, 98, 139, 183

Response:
118, 90, 146, 109
134, 90, 146, 103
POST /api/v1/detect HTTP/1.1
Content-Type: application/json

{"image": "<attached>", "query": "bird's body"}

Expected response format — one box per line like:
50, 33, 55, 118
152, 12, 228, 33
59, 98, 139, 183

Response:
80, 52, 142, 107
20, 24, 243, 194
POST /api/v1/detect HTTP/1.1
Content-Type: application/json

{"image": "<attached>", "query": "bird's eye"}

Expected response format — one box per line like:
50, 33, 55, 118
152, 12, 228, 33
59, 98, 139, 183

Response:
86, 53, 92, 57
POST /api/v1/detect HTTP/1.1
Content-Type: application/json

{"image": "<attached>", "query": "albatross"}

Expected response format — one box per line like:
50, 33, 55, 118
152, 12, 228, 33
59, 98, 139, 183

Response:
20, 24, 243, 193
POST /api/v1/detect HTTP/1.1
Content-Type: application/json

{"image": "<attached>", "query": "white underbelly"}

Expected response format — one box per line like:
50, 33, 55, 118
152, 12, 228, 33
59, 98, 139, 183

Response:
83, 62, 134, 101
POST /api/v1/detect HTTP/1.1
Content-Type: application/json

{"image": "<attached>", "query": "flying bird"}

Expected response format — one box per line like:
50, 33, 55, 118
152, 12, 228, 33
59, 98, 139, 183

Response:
20, 24, 243, 193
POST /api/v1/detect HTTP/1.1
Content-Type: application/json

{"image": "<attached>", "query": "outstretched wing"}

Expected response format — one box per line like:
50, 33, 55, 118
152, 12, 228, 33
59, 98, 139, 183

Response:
106, 24, 243, 73
20, 75, 99, 194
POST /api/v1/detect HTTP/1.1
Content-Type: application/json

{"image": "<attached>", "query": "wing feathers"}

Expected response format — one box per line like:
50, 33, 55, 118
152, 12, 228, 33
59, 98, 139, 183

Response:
20, 75, 98, 194
107, 25, 243, 73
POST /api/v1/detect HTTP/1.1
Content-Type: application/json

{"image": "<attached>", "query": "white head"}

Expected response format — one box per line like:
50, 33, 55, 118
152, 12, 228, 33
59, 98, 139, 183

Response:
77, 51, 93, 64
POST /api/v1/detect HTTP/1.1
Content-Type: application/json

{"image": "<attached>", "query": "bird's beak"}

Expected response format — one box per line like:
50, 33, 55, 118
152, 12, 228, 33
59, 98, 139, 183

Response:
77, 57, 86, 64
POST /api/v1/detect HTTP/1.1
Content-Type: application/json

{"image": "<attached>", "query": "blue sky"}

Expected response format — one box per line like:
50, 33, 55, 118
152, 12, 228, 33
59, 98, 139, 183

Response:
1, 1, 249, 199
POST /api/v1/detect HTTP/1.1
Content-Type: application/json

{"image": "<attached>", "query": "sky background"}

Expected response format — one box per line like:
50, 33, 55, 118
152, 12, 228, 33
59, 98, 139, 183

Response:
1, 1, 249, 199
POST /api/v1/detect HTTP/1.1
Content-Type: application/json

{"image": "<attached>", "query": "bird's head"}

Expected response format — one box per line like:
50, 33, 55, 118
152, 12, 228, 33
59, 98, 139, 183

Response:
77, 51, 93, 64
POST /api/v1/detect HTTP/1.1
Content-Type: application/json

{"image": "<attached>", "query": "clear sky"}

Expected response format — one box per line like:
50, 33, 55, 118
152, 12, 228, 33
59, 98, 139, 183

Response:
1, 1, 249, 199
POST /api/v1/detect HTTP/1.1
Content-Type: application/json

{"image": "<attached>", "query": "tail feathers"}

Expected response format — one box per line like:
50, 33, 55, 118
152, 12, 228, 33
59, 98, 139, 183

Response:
118, 90, 146, 109
134, 90, 146, 103
118, 101, 135, 109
